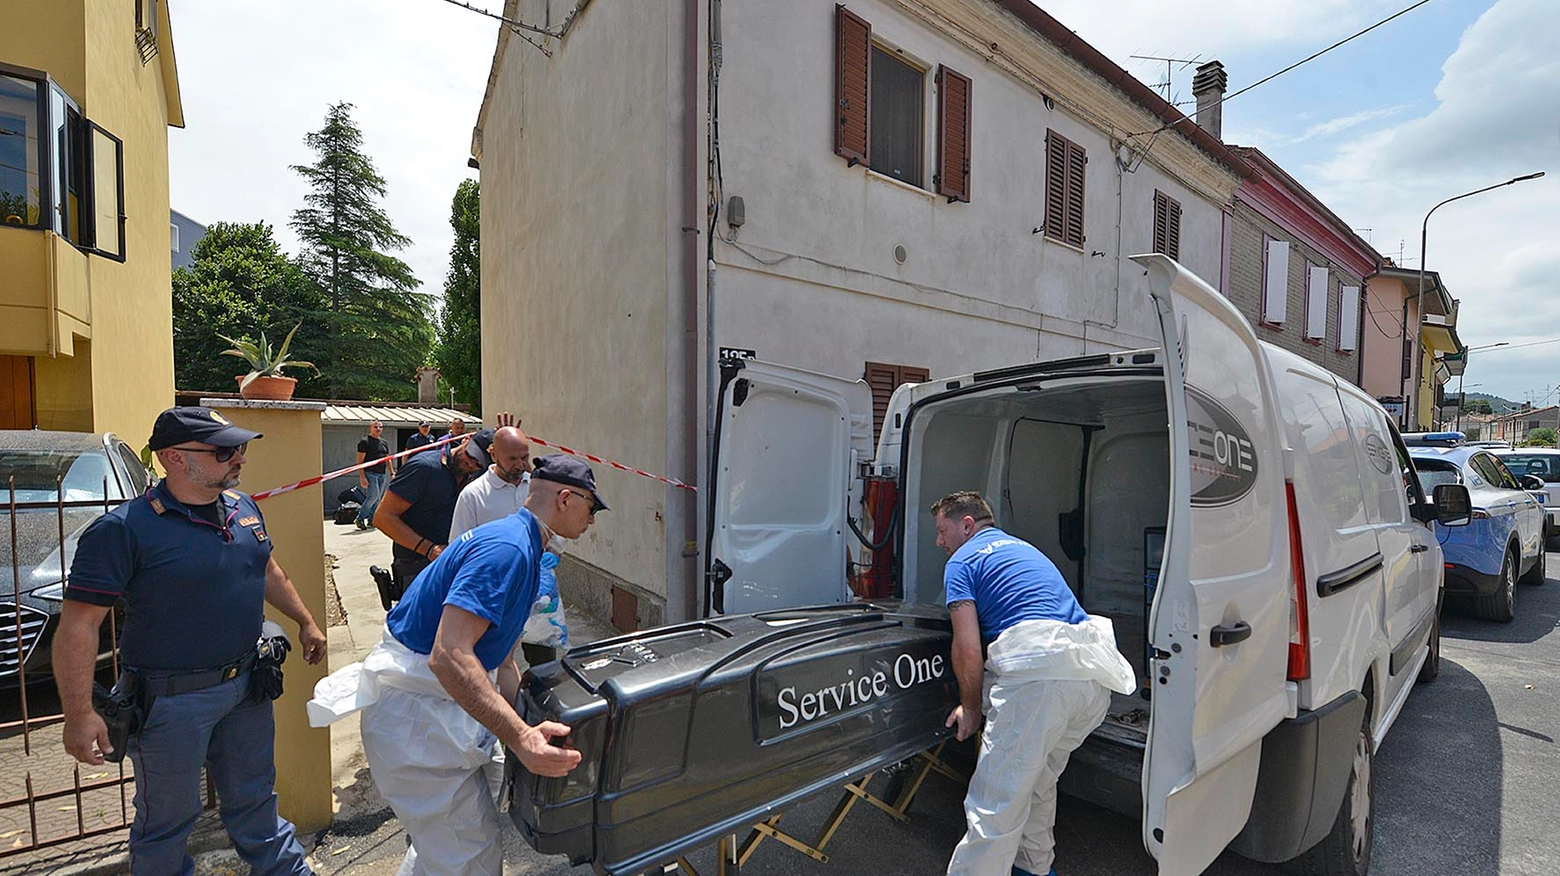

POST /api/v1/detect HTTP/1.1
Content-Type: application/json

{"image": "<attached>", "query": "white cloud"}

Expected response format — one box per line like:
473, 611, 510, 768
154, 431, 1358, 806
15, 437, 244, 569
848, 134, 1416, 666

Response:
1303, 0, 1560, 400
1292, 105, 1411, 143
167, 0, 499, 296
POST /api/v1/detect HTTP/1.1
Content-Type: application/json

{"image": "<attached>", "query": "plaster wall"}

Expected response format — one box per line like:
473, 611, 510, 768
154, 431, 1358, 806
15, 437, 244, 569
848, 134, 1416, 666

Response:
1361, 275, 1415, 403
478, 0, 679, 605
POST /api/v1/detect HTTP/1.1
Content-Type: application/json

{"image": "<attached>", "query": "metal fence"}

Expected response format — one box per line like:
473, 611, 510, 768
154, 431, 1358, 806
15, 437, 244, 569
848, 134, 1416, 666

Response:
0, 485, 214, 861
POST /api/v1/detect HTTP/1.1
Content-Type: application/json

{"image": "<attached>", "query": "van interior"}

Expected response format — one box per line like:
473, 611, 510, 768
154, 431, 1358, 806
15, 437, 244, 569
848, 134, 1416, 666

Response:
898, 370, 1170, 751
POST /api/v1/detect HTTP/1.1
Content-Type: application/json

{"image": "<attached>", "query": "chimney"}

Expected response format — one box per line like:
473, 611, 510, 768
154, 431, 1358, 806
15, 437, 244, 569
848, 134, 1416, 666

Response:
1192, 61, 1228, 139
415, 367, 441, 404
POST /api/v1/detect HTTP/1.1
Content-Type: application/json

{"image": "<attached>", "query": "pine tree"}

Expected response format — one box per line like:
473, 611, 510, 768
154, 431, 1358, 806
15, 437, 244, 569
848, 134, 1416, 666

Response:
290, 102, 433, 400
434, 179, 481, 409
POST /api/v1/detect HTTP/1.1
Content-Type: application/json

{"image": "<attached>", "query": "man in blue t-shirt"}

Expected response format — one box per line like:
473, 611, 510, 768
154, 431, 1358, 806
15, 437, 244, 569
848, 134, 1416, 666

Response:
933, 491, 1124, 876
360, 454, 608, 875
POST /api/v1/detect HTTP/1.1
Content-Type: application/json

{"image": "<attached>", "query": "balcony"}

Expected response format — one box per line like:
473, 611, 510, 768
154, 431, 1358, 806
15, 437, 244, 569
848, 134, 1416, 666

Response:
0, 225, 92, 357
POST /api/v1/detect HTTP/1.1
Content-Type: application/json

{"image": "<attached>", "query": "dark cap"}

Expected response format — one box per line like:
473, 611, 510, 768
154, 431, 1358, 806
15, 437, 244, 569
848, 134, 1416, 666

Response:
531, 454, 609, 511
465, 428, 495, 468
149, 407, 263, 451
417, 420, 430, 427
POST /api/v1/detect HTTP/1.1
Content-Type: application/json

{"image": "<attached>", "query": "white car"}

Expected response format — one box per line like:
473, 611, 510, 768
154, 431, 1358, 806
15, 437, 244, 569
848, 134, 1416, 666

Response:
703, 256, 1470, 876
1494, 448, 1560, 548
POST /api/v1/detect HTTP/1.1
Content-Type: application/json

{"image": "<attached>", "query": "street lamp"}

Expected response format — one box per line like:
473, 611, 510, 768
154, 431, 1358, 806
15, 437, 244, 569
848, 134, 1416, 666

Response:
1409, 171, 1546, 429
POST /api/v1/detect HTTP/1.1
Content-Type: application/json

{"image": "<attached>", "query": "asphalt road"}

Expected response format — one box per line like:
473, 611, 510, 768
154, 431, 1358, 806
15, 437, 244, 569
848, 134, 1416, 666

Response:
463, 560, 1560, 876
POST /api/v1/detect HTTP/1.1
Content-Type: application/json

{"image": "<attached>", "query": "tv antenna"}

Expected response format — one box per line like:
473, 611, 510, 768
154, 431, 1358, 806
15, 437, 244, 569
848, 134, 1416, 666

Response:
1130, 54, 1203, 102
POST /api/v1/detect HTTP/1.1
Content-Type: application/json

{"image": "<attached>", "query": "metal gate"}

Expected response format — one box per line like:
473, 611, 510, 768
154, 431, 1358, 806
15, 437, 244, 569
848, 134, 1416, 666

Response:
0, 487, 215, 861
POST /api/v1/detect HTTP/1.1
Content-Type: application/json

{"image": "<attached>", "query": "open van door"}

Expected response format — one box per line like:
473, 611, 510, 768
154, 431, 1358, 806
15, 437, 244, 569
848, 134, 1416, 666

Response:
706, 359, 874, 615
1135, 255, 1293, 876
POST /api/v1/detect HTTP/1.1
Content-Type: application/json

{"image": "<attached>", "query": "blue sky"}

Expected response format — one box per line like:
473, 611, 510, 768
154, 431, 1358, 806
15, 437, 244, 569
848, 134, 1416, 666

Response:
167, 0, 1557, 402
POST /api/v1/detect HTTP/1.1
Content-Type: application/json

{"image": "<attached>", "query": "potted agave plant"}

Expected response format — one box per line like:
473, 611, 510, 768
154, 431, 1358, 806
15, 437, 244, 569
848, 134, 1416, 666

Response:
220, 323, 316, 401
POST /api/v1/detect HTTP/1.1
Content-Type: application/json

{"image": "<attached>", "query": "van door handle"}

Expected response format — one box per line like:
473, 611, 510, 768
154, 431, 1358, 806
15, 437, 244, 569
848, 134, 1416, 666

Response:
1410, 544, 1430, 553
1209, 621, 1252, 647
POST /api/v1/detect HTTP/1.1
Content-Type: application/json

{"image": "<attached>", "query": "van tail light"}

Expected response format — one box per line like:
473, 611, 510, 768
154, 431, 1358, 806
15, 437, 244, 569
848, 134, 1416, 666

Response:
1286, 482, 1311, 681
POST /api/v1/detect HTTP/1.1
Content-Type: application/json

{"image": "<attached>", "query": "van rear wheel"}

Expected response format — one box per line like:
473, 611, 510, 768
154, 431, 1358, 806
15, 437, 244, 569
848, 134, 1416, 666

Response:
1282, 713, 1374, 876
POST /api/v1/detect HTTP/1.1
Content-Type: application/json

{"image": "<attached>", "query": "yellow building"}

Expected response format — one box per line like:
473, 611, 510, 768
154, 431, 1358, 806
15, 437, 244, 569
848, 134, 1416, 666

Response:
0, 0, 181, 444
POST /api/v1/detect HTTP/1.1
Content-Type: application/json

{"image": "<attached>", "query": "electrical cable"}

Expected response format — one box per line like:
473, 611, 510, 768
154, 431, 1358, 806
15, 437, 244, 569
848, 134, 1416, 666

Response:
1130, 0, 1436, 138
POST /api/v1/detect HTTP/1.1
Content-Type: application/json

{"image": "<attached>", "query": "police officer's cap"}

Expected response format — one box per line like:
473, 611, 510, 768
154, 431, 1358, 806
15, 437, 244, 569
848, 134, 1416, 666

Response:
149, 407, 264, 451
530, 454, 608, 511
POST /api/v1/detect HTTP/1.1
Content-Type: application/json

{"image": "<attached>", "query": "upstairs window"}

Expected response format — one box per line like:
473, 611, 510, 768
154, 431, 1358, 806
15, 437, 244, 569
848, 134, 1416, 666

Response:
833, 6, 971, 200
0, 67, 124, 259
1152, 190, 1181, 260
1044, 129, 1086, 248
865, 361, 930, 444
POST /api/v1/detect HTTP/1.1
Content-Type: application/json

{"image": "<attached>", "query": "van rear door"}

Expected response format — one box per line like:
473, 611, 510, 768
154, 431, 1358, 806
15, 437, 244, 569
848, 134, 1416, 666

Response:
1136, 255, 1293, 876
706, 359, 874, 614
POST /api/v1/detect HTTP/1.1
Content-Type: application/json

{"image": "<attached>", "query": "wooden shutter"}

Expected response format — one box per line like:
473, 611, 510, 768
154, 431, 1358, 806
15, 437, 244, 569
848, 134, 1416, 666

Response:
935, 66, 971, 202
0, 356, 36, 430
1153, 191, 1181, 260
865, 362, 930, 443
1044, 130, 1067, 244
1064, 139, 1086, 248
834, 6, 871, 166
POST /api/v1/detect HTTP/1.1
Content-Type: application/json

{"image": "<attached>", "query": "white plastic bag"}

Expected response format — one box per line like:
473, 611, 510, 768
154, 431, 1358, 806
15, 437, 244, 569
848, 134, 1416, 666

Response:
521, 552, 569, 647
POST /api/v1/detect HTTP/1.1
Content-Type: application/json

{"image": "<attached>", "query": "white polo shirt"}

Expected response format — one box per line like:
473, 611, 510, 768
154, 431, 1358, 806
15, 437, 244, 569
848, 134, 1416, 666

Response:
449, 467, 530, 540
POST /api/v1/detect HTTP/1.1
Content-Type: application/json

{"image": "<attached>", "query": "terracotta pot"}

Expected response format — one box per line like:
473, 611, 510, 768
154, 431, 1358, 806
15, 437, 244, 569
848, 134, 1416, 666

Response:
237, 374, 297, 401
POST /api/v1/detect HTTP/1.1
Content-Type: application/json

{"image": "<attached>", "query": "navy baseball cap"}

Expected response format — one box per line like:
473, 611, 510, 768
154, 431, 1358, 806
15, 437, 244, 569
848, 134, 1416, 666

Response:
531, 454, 608, 511
149, 407, 263, 451
465, 428, 495, 468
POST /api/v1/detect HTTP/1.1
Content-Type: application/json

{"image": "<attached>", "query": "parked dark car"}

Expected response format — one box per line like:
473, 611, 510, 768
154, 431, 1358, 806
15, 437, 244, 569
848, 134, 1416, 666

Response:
0, 432, 150, 687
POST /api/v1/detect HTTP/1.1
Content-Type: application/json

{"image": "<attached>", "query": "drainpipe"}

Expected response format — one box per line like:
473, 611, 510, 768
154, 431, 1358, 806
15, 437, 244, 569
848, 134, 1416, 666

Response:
678, 0, 702, 622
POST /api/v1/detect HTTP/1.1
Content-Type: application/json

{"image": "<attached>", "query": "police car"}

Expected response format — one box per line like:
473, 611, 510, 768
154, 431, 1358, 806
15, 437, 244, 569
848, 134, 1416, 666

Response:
0, 432, 150, 687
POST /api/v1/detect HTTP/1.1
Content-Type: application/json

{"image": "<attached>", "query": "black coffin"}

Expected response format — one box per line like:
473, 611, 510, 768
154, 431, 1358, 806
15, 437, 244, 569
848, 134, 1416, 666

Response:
506, 603, 958, 875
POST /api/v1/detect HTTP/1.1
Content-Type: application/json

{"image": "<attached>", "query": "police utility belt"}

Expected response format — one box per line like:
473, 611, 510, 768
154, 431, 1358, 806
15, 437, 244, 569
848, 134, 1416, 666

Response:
91, 623, 292, 762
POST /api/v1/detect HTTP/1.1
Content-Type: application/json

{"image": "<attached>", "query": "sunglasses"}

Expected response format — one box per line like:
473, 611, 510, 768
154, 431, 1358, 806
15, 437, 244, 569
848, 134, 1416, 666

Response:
563, 488, 604, 515
172, 442, 248, 463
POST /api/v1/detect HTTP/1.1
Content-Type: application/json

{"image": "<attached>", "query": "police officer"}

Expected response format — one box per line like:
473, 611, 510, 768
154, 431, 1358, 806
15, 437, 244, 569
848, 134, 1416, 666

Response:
54, 407, 327, 876
374, 427, 492, 593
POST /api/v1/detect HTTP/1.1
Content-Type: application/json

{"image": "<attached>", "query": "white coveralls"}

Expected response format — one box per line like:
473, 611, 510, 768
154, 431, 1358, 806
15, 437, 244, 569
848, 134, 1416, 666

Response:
946, 616, 1136, 876
308, 632, 507, 876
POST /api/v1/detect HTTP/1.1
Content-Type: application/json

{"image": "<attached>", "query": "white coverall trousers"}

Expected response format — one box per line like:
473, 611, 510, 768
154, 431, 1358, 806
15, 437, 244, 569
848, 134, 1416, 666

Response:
946, 616, 1133, 876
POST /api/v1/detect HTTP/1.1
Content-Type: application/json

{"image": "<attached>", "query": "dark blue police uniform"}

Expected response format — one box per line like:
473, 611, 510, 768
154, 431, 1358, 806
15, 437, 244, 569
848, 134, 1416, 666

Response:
66, 482, 311, 876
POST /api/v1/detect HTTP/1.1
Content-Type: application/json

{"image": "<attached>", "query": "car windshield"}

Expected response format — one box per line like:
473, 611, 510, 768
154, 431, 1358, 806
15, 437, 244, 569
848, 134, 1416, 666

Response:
1498, 454, 1560, 484
1412, 459, 1462, 490
0, 449, 122, 504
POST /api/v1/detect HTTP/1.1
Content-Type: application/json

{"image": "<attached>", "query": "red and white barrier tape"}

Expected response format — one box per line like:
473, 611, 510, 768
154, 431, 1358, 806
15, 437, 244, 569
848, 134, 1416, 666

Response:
249, 431, 696, 502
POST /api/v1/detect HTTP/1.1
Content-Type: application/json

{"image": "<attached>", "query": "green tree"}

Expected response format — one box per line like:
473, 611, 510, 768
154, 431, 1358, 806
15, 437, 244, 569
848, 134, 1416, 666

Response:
433, 179, 481, 409
291, 102, 432, 400
172, 222, 329, 395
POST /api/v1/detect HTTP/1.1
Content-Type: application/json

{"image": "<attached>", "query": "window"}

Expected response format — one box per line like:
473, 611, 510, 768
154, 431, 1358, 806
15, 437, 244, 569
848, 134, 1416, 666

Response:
170, 221, 180, 253
869, 46, 923, 186
1152, 190, 1181, 260
0, 68, 124, 258
1044, 129, 1086, 248
832, 7, 972, 200
0, 75, 42, 227
1262, 238, 1289, 324
1305, 263, 1328, 341
1338, 284, 1360, 352
864, 361, 929, 443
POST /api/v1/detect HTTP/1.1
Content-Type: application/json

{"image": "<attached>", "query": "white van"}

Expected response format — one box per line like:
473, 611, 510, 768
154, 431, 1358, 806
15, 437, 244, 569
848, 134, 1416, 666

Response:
705, 255, 1472, 876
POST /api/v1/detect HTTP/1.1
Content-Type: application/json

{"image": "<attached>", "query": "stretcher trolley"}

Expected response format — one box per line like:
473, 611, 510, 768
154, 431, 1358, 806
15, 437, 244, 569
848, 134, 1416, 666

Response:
506, 603, 963, 875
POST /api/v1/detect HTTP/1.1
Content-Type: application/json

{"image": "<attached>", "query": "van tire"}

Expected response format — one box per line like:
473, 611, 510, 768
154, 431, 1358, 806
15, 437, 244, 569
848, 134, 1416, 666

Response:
1520, 544, 1547, 586
1282, 713, 1374, 876
1416, 608, 1440, 684
1476, 549, 1518, 622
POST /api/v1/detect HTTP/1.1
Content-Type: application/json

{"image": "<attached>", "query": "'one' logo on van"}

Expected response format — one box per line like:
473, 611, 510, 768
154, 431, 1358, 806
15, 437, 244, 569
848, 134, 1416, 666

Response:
1186, 387, 1259, 507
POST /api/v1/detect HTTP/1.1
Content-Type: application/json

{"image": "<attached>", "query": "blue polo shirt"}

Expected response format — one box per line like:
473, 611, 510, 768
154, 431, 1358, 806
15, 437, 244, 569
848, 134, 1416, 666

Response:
386, 509, 544, 671
384, 448, 462, 561
65, 483, 273, 671
944, 526, 1086, 641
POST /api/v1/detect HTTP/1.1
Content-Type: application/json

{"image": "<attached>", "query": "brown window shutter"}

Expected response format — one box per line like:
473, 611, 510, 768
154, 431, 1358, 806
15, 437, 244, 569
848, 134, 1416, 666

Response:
864, 362, 928, 443
935, 66, 972, 203
1166, 197, 1181, 261
834, 6, 871, 166
1044, 130, 1066, 243
1064, 140, 1087, 248
1153, 191, 1169, 255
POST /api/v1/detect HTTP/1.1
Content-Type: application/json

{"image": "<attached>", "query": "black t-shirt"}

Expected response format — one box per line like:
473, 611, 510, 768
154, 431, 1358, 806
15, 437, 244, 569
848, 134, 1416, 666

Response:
384, 450, 460, 560
358, 435, 391, 475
